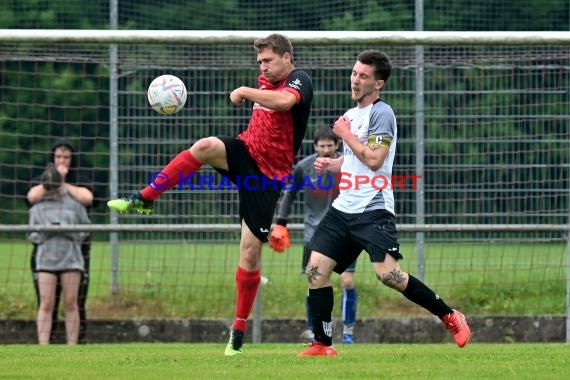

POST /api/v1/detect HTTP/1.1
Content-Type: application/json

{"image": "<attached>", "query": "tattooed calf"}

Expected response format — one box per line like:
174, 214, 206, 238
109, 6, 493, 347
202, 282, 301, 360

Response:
379, 269, 405, 289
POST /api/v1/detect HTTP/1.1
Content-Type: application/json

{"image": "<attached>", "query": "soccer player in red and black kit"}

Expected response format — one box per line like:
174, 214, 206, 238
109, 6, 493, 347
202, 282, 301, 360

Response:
107, 33, 313, 356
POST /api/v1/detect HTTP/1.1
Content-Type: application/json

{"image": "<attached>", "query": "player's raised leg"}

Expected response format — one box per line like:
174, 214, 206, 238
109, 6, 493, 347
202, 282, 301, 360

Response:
373, 256, 471, 348
107, 137, 227, 214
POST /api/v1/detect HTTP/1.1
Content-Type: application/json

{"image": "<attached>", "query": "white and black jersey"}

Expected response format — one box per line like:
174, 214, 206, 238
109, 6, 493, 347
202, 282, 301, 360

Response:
333, 100, 397, 215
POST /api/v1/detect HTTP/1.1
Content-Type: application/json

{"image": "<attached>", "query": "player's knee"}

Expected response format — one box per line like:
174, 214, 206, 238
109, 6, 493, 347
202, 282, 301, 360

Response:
340, 277, 354, 289
191, 137, 218, 156
304, 264, 331, 287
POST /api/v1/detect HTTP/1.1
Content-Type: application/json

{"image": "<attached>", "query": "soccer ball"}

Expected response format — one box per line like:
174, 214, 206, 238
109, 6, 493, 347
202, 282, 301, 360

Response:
147, 74, 187, 115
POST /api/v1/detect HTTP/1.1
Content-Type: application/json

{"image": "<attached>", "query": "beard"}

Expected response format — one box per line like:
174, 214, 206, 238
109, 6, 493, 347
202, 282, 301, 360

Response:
352, 87, 374, 103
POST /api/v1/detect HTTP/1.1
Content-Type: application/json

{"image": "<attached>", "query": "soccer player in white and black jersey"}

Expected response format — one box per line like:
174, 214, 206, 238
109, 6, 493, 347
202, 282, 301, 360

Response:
298, 50, 471, 356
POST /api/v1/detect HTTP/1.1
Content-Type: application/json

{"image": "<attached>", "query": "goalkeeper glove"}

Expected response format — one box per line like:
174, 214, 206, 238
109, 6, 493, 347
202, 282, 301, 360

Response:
269, 224, 291, 253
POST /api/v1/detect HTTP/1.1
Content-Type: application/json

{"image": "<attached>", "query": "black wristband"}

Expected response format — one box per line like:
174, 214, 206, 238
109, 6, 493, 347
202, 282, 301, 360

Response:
276, 218, 287, 227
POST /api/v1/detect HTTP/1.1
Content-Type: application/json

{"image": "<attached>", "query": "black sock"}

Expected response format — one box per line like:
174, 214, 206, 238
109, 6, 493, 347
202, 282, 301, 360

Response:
308, 286, 334, 346
402, 275, 453, 319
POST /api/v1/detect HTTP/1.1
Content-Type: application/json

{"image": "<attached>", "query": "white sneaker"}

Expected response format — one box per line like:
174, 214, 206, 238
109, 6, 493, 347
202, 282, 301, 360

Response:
300, 329, 315, 343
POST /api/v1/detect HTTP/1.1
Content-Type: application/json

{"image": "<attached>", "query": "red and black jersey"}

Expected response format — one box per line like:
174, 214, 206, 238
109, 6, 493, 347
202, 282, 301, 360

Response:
238, 69, 313, 180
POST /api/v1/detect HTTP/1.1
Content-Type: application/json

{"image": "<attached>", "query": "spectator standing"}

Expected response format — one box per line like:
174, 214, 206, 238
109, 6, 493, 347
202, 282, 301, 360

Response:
27, 165, 90, 344
27, 140, 94, 342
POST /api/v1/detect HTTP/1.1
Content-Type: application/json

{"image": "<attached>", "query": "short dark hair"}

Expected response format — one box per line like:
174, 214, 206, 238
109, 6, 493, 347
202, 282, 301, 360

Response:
313, 127, 339, 145
51, 139, 75, 154
254, 33, 293, 59
357, 50, 392, 81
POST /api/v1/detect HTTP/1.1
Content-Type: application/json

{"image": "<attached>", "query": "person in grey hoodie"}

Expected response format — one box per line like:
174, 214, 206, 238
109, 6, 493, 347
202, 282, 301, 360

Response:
27, 139, 95, 343
27, 165, 90, 345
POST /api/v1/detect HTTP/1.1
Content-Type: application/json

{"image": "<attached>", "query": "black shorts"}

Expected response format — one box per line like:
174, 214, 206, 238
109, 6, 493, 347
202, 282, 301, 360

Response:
302, 244, 357, 274
308, 207, 403, 274
37, 269, 82, 275
215, 136, 281, 242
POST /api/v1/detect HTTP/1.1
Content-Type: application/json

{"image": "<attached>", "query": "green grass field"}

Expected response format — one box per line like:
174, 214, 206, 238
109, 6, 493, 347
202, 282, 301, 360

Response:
1, 343, 569, 379
1, 240, 568, 379
0, 240, 567, 319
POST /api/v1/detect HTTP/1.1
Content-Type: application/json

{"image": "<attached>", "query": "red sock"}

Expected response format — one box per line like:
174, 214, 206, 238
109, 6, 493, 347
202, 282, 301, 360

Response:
232, 266, 261, 332
140, 150, 202, 201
